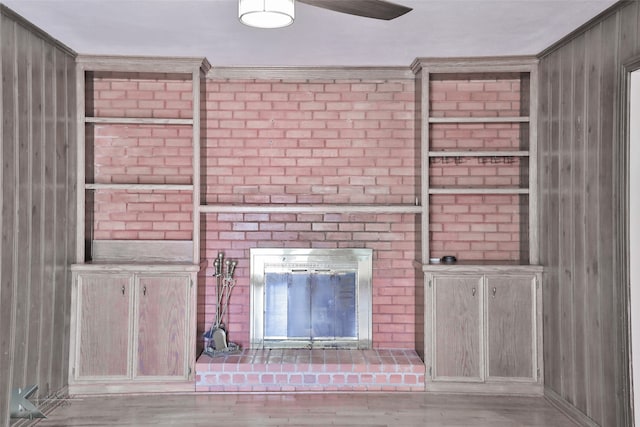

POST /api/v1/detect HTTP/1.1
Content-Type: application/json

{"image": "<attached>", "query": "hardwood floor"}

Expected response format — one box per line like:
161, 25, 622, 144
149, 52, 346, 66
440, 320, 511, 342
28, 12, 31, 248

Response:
36, 393, 578, 426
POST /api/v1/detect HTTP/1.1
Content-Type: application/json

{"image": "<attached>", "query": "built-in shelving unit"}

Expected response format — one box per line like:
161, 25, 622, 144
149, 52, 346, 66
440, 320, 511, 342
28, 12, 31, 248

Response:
412, 57, 542, 395
75, 55, 210, 263
412, 57, 538, 264
70, 56, 211, 395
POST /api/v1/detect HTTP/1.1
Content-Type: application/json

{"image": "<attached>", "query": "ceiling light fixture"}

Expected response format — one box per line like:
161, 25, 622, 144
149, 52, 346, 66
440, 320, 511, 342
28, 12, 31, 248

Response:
239, 0, 295, 29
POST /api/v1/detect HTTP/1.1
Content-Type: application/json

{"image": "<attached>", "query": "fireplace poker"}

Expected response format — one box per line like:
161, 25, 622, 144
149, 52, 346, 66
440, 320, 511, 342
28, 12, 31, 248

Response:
205, 252, 240, 357
213, 253, 224, 329
218, 260, 237, 327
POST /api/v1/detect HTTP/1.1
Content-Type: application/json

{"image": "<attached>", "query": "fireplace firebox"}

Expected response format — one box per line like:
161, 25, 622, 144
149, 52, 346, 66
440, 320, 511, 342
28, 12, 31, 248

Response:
250, 248, 373, 349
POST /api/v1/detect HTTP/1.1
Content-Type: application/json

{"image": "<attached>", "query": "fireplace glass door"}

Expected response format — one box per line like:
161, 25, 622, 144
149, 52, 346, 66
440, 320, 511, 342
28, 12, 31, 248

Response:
264, 270, 357, 344
250, 248, 372, 349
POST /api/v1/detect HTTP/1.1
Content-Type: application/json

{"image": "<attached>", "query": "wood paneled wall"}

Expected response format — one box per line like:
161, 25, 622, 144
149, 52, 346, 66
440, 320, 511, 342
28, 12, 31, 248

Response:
0, 6, 76, 425
538, 1, 637, 425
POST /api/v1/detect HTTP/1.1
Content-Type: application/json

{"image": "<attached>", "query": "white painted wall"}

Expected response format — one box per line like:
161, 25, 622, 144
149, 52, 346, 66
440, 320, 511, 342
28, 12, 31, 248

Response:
630, 70, 640, 426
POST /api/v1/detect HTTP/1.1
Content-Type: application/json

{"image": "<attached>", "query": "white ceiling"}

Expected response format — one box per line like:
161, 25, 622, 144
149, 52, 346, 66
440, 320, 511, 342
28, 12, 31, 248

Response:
2, 0, 619, 67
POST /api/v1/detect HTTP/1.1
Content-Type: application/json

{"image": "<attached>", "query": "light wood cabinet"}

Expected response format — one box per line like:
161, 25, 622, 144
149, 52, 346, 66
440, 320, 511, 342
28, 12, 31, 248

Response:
425, 266, 542, 394
135, 275, 189, 378
485, 275, 534, 380
75, 273, 132, 379
432, 275, 483, 381
69, 265, 198, 394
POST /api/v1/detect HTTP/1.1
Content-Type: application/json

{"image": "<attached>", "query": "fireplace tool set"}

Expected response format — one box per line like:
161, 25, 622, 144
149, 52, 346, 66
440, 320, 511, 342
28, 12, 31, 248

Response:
203, 252, 240, 357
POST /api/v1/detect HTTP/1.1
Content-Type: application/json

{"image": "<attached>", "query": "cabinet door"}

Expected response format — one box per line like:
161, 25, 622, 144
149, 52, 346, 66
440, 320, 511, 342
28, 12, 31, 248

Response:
485, 275, 535, 380
432, 275, 483, 381
134, 274, 190, 379
75, 273, 132, 379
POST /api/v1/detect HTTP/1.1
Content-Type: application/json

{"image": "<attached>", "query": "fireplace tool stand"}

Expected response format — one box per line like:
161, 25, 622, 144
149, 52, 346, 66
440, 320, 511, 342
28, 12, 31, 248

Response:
204, 252, 240, 357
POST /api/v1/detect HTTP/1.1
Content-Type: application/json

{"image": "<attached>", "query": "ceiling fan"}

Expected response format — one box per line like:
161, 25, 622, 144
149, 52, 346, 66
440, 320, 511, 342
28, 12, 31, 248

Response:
297, 0, 412, 20
239, 0, 412, 28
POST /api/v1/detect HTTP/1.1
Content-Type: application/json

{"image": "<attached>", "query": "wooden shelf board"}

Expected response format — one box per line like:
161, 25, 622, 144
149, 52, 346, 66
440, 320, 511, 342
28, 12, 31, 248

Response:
428, 188, 529, 195
85, 183, 194, 191
85, 117, 193, 125
427, 116, 529, 124
198, 204, 423, 214
428, 151, 529, 157
422, 262, 543, 273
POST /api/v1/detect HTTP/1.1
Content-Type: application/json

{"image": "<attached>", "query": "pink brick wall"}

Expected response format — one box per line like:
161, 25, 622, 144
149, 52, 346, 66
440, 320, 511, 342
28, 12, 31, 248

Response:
86, 71, 193, 119
430, 122, 527, 151
429, 194, 528, 261
89, 124, 193, 184
429, 74, 525, 118
87, 122, 194, 240
202, 79, 416, 205
429, 157, 527, 188
200, 77, 418, 349
91, 190, 193, 240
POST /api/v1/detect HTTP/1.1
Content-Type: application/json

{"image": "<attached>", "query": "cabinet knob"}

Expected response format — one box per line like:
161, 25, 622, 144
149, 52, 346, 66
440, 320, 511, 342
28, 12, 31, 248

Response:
472, 287, 476, 297
143, 286, 147, 296
121, 286, 125, 295
492, 287, 497, 297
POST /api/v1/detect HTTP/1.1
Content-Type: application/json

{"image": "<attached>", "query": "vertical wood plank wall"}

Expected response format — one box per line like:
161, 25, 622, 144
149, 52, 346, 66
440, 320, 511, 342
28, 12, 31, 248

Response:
538, 2, 638, 425
0, 6, 76, 426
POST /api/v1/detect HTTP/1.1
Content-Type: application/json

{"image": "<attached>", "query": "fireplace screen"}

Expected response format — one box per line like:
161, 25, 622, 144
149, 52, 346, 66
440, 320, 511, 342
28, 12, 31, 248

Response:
250, 248, 372, 349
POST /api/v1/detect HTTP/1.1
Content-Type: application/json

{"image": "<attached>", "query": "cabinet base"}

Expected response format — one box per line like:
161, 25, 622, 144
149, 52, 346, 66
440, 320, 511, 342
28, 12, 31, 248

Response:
69, 381, 194, 395
425, 381, 543, 395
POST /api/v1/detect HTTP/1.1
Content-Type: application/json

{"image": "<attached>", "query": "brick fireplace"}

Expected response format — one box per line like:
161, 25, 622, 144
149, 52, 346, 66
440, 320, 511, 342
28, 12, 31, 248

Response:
194, 73, 422, 391
198, 75, 420, 351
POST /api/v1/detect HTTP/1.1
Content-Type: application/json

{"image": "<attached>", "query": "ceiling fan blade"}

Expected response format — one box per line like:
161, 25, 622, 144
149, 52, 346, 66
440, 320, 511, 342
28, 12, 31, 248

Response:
298, 0, 412, 20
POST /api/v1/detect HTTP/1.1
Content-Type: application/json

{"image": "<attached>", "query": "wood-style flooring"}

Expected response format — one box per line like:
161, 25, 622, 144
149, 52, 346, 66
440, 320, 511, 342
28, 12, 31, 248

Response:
36, 393, 578, 426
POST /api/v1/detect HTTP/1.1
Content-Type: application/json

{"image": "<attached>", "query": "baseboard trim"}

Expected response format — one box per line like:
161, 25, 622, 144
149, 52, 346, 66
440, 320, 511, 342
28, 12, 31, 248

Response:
425, 380, 542, 395
69, 381, 195, 395
544, 388, 600, 427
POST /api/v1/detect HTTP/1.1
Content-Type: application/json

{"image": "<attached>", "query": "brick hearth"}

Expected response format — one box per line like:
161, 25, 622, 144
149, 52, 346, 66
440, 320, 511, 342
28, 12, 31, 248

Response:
196, 349, 425, 392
